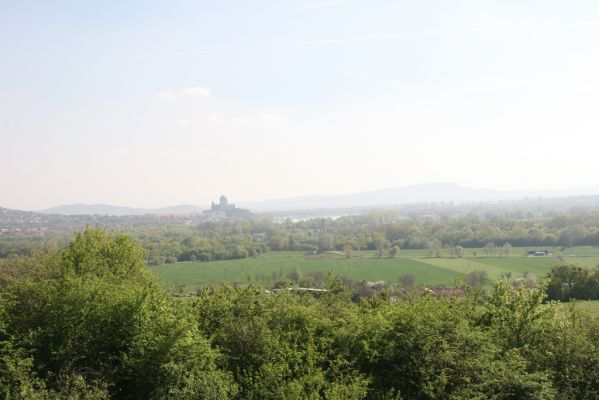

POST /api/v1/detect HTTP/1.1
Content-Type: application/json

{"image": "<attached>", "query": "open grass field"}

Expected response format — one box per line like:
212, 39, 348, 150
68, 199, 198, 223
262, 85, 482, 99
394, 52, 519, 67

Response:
558, 300, 599, 317
150, 246, 599, 293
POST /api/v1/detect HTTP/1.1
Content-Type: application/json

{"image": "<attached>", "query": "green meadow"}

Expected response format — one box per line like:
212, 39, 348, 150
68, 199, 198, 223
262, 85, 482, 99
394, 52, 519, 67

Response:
150, 247, 599, 293
558, 299, 599, 316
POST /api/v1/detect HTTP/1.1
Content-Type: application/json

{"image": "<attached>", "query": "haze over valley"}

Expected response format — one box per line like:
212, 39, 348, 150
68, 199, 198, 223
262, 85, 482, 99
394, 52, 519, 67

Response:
3, 1, 599, 398
32, 182, 599, 216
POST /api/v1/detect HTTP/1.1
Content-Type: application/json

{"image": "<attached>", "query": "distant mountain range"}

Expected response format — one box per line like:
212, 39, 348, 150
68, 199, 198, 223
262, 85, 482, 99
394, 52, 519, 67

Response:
238, 183, 599, 211
36, 183, 599, 215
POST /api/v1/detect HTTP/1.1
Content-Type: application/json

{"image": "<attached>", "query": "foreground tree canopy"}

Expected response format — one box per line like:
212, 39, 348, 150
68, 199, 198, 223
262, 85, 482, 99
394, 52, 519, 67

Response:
1, 228, 599, 399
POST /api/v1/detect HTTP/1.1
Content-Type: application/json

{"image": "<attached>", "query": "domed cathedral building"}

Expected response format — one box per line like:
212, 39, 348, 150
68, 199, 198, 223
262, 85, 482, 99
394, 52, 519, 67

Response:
205, 195, 252, 220
211, 195, 236, 212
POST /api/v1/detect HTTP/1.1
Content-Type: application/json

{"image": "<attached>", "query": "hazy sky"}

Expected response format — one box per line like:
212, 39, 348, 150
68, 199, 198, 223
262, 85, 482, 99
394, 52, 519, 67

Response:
2, 1, 599, 210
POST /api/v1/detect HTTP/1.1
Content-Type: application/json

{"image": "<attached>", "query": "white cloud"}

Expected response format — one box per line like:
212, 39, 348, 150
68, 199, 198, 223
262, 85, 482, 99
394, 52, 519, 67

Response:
155, 86, 211, 102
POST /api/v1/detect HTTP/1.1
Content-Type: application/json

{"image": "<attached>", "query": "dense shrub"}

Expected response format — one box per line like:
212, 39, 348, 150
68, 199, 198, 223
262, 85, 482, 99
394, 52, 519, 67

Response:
0, 228, 235, 399
3, 229, 599, 399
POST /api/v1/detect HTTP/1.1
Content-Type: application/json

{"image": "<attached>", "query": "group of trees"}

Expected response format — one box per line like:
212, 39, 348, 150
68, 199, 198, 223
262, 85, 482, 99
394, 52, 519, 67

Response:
2, 228, 599, 399
137, 226, 265, 265
136, 211, 599, 264
4, 210, 599, 265
546, 263, 599, 301
0, 228, 236, 399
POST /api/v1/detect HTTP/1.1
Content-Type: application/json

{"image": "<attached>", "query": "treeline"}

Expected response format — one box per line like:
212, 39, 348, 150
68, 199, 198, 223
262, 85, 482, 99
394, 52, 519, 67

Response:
2, 229, 599, 399
140, 210, 599, 264
0, 234, 70, 259
546, 263, 599, 301
3, 210, 599, 264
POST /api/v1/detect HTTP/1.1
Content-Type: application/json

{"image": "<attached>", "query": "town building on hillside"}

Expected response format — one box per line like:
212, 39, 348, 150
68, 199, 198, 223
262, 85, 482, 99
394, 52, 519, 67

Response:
211, 195, 236, 212
204, 195, 252, 220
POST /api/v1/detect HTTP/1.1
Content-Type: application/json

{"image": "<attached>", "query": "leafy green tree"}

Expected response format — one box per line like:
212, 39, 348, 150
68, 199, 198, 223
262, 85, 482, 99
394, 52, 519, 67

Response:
426, 240, 442, 257
343, 244, 353, 258
466, 270, 489, 287
0, 228, 235, 399
480, 280, 552, 349
371, 234, 388, 258
194, 286, 368, 399
546, 263, 594, 301
63, 227, 147, 279
484, 242, 497, 256
356, 293, 554, 399
319, 234, 335, 251
502, 242, 512, 257
453, 245, 464, 258
287, 267, 303, 284
398, 273, 415, 289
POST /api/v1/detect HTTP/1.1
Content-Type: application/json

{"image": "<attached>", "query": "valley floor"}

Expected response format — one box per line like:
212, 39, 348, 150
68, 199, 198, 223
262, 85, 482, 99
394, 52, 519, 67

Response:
150, 246, 599, 293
